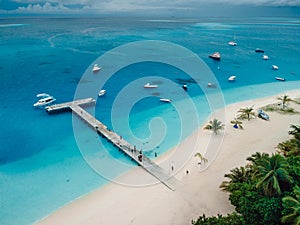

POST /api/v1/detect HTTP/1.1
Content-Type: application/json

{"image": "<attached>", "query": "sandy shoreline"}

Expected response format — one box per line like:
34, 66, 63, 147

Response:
36, 89, 300, 225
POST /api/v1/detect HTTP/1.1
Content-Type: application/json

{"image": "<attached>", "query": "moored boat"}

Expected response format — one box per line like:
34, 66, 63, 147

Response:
228, 75, 236, 81
228, 41, 237, 46
33, 96, 56, 107
160, 98, 172, 103
92, 64, 101, 72
255, 48, 264, 53
209, 52, 221, 61
144, 83, 158, 88
262, 55, 269, 60
275, 77, 285, 81
272, 65, 279, 70
98, 89, 106, 97
36, 93, 50, 98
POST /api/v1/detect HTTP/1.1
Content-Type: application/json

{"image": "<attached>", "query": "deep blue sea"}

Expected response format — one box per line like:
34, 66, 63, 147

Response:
0, 17, 300, 225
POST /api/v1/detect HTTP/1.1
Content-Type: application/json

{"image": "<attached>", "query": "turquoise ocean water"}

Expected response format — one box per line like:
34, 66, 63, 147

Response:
0, 17, 300, 225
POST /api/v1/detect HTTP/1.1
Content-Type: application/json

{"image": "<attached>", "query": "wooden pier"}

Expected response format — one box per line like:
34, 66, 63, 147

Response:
46, 98, 176, 191
45, 98, 96, 114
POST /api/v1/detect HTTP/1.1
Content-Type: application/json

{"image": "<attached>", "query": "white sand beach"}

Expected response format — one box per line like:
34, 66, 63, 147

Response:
36, 90, 300, 225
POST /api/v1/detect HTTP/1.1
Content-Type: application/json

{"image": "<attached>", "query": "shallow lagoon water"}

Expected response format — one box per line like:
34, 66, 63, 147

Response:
0, 17, 299, 225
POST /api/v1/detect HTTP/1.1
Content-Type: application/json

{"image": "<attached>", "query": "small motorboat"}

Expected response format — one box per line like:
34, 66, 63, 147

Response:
255, 48, 264, 53
258, 109, 269, 120
209, 52, 221, 61
92, 64, 101, 72
33, 96, 56, 107
98, 89, 106, 97
262, 55, 269, 60
160, 98, 172, 103
228, 76, 236, 81
228, 41, 237, 46
144, 83, 158, 88
36, 93, 50, 98
275, 77, 286, 81
272, 65, 279, 70
182, 84, 188, 91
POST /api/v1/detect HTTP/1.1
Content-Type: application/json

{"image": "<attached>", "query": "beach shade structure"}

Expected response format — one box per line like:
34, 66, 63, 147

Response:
257, 109, 269, 120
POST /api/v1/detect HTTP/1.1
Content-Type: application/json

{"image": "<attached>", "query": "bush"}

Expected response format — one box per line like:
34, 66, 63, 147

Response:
192, 212, 244, 225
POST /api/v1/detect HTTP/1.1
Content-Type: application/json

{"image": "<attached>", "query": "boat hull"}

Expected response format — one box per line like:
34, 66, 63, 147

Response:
275, 77, 285, 81
98, 90, 106, 97
33, 99, 56, 107
255, 49, 264, 53
209, 55, 221, 61
160, 98, 172, 103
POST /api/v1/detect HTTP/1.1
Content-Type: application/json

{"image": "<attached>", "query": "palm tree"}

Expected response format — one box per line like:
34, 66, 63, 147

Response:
289, 124, 300, 140
277, 141, 293, 157
253, 153, 292, 196
203, 118, 224, 134
278, 94, 293, 110
230, 118, 243, 129
281, 186, 300, 225
247, 152, 269, 164
277, 125, 300, 157
237, 106, 256, 121
220, 166, 251, 192
194, 152, 208, 165
277, 140, 300, 157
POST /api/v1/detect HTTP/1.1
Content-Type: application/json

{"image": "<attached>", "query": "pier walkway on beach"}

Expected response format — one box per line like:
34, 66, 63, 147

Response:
45, 98, 176, 191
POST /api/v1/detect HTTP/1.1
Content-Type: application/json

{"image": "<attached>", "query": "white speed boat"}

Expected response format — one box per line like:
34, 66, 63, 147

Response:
272, 65, 279, 70
275, 77, 285, 81
98, 89, 106, 97
36, 93, 50, 98
228, 75, 236, 81
33, 96, 56, 107
228, 41, 237, 46
262, 55, 269, 60
92, 64, 101, 72
209, 52, 221, 61
144, 83, 158, 88
160, 98, 172, 103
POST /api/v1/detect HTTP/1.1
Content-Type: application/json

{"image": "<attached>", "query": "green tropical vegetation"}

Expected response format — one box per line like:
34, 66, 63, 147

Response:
262, 95, 299, 115
192, 124, 300, 225
192, 212, 244, 225
281, 186, 300, 225
203, 118, 224, 134
253, 153, 292, 196
277, 125, 300, 157
237, 106, 256, 121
